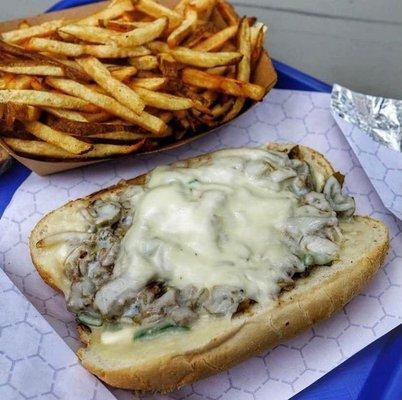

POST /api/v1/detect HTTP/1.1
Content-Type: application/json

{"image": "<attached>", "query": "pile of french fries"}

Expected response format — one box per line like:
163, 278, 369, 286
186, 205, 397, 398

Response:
0, 0, 270, 161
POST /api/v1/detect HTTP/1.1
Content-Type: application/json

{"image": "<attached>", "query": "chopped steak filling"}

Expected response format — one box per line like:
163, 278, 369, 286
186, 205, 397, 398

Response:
54, 148, 355, 330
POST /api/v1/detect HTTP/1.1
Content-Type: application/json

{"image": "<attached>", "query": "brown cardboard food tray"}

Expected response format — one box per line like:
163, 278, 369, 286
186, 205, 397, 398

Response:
0, 0, 277, 175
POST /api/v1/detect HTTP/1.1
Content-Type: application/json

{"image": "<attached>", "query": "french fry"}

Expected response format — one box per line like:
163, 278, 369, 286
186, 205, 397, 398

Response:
2, 20, 64, 43
167, 7, 198, 48
190, 0, 216, 13
193, 25, 237, 51
216, 0, 240, 26
136, 0, 182, 29
86, 131, 146, 141
58, 59, 138, 81
133, 86, 193, 110
46, 77, 167, 135
182, 68, 265, 100
158, 52, 183, 77
24, 121, 93, 155
129, 55, 158, 70
26, 38, 151, 58
3, 102, 41, 126
0, 61, 65, 77
130, 77, 167, 90
43, 108, 89, 122
158, 111, 174, 123
60, 17, 167, 47
206, 66, 228, 75
109, 16, 168, 47
148, 41, 242, 68
5, 75, 33, 89
223, 17, 251, 122
3, 138, 145, 159
174, 0, 190, 15
82, 111, 113, 123
189, 0, 215, 11
184, 21, 214, 47
210, 7, 227, 30
46, 116, 146, 136
0, 89, 94, 111
76, 0, 134, 26
76, 57, 145, 115
210, 98, 234, 117
109, 66, 138, 81
100, 19, 152, 31
0, 40, 90, 82
250, 24, 266, 69
18, 21, 30, 29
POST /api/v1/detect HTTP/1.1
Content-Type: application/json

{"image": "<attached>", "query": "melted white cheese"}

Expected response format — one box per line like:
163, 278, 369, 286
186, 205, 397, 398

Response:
94, 149, 303, 312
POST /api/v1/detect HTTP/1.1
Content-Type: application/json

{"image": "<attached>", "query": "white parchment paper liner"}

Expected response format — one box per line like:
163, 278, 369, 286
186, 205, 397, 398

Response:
1, 89, 401, 400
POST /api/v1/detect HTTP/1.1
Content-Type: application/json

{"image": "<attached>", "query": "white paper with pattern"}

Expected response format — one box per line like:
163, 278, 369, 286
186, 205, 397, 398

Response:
333, 113, 402, 220
1, 89, 401, 400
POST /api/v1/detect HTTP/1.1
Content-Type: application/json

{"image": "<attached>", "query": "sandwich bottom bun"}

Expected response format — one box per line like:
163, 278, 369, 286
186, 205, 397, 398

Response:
30, 143, 389, 392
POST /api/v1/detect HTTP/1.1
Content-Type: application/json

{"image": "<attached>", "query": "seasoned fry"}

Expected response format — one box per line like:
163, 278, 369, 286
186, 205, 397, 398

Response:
109, 66, 138, 81
43, 107, 89, 122
46, 78, 167, 135
18, 21, 30, 29
134, 86, 193, 110
182, 68, 265, 100
130, 77, 167, 90
58, 60, 138, 81
206, 66, 227, 75
60, 17, 167, 47
82, 112, 113, 123
3, 138, 144, 159
76, 57, 145, 115
167, 7, 198, 48
3, 102, 41, 126
193, 25, 237, 51
174, 0, 190, 15
5, 75, 33, 90
250, 24, 266, 69
129, 55, 158, 70
0, 89, 94, 111
148, 41, 242, 67
184, 21, 213, 47
189, 0, 214, 11
158, 53, 183, 77
24, 121, 93, 155
223, 17, 251, 122
100, 19, 152, 31
76, 0, 134, 26
86, 131, 146, 141
0, 61, 65, 76
216, 0, 240, 26
0, 40, 90, 82
111, 16, 168, 46
2, 20, 64, 43
136, 0, 182, 29
26, 38, 150, 58
190, 0, 216, 13
45, 116, 147, 136
210, 7, 227, 30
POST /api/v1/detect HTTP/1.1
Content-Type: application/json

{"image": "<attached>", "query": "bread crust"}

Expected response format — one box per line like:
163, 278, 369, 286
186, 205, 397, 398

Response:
29, 144, 390, 392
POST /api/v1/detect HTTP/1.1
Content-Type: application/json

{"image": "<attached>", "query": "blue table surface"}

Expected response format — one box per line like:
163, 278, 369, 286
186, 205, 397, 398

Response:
1, 1, 401, 398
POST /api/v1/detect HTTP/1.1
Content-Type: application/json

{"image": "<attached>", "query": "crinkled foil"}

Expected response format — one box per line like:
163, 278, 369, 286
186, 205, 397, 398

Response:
331, 84, 402, 152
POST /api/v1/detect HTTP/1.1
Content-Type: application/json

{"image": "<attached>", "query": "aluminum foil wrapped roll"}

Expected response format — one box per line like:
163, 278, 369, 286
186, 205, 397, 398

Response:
331, 84, 402, 152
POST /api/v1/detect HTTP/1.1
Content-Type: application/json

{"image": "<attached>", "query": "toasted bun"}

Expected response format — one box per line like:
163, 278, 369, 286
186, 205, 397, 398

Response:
29, 144, 389, 392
